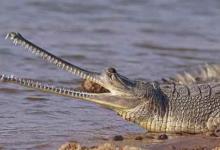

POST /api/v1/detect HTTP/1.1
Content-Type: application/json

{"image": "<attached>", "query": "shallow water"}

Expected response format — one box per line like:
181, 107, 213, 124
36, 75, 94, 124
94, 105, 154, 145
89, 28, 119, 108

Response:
0, 0, 220, 149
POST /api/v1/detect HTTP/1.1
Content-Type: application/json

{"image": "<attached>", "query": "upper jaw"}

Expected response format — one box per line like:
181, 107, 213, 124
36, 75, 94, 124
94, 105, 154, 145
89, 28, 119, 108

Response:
5, 32, 103, 84
5, 32, 134, 94
5, 32, 131, 94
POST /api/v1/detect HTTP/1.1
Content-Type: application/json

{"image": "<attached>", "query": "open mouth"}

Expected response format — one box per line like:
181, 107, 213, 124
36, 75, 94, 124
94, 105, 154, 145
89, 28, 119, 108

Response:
2, 32, 128, 110
4, 32, 107, 94
80, 80, 110, 93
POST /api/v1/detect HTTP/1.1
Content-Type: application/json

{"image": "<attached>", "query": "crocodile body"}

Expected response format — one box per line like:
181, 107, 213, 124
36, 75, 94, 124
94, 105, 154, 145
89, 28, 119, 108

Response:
117, 81, 220, 133
1, 32, 220, 134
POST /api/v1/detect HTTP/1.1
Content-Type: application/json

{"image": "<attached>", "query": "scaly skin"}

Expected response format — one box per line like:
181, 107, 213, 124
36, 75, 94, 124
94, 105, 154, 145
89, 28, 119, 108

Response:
117, 82, 220, 133
1, 32, 220, 134
162, 64, 220, 85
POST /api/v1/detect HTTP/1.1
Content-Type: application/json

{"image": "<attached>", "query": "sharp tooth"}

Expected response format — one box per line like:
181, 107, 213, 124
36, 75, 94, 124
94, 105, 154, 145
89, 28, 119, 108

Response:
73, 69, 76, 74
57, 61, 60, 66
21, 41, 26, 46
47, 55, 51, 61
32, 49, 36, 54
88, 76, 95, 82
0, 74, 5, 80
53, 59, 58, 64
77, 70, 80, 76
43, 53, 48, 59
57, 61, 61, 67
13, 39, 18, 45
40, 52, 45, 57
35, 82, 39, 88
82, 74, 86, 79
35, 50, 40, 55
65, 65, 69, 71
76, 92, 79, 97
37, 83, 41, 88
86, 75, 90, 80
80, 72, 83, 78
59, 89, 62, 94
49, 57, 54, 63
82, 93, 86, 97
67, 90, 71, 95
61, 63, 65, 69
28, 45, 33, 51
5, 34, 9, 39
10, 75, 14, 79
32, 47, 37, 53
68, 67, 72, 72
25, 44, 29, 49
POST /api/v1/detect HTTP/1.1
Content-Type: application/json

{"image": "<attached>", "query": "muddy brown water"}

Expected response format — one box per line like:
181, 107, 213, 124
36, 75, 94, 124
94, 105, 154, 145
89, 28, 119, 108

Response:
0, 0, 220, 149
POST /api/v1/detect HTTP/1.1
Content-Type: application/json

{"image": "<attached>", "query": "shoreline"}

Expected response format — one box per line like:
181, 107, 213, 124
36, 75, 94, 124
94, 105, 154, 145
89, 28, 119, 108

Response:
59, 133, 220, 150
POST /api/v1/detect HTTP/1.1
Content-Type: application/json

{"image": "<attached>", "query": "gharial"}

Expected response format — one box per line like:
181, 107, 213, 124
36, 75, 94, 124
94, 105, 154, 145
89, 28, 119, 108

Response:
1, 32, 220, 135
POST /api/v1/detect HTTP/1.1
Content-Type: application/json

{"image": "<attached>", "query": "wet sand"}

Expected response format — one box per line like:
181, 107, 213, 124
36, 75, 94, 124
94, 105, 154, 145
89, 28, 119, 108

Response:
59, 133, 220, 150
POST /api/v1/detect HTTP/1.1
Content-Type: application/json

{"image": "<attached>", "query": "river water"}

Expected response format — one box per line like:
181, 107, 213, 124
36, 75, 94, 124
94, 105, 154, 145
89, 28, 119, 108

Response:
0, 0, 220, 149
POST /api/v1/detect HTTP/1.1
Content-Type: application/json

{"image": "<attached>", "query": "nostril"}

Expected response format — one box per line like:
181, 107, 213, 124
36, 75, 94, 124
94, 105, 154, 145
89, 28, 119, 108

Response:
107, 67, 117, 73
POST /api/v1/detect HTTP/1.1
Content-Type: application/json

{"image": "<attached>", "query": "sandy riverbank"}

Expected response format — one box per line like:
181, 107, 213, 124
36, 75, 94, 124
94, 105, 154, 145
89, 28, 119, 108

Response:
58, 133, 220, 150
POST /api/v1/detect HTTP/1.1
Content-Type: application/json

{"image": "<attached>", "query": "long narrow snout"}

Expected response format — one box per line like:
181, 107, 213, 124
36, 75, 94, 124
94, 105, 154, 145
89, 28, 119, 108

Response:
2, 32, 137, 111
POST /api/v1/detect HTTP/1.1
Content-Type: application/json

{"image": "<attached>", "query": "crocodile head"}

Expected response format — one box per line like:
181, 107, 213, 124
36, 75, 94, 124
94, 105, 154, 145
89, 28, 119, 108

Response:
77, 67, 141, 110
3, 32, 153, 112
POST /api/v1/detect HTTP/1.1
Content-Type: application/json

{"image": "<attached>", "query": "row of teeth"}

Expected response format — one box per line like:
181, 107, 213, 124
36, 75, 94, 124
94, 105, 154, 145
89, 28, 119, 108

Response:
5, 33, 98, 83
0, 74, 93, 98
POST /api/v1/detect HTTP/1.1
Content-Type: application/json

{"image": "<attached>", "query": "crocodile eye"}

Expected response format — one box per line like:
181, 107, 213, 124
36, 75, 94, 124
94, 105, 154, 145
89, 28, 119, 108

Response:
106, 67, 117, 80
107, 67, 117, 74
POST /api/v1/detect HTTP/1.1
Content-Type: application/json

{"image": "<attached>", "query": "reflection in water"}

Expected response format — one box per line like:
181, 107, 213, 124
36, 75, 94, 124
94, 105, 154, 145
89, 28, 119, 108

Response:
0, 0, 220, 149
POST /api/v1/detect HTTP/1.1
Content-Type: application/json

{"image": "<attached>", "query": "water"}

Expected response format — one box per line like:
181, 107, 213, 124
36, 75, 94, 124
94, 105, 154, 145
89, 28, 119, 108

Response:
0, 0, 220, 149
